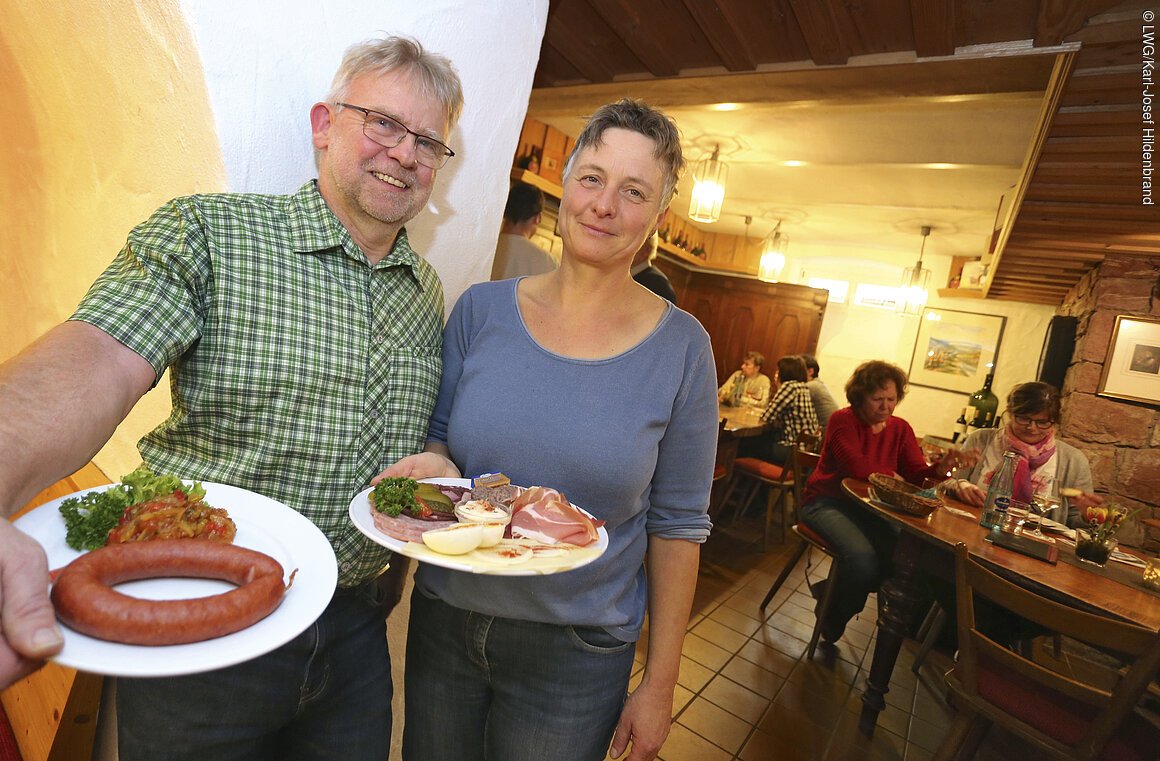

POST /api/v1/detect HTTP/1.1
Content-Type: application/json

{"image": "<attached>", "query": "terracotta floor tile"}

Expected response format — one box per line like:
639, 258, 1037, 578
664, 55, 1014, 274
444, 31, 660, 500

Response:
758, 621, 812, 658
671, 684, 695, 717
701, 673, 770, 724
681, 632, 733, 671
706, 603, 764, 637
655, 722, 732, 761
770, 679, 849, 730
691, 616, 752, 652
721, 654, 787, 699
734, 638, 798, 678
676, 654, 716, 693
738, 726, 814, 761
677, 696, 753, 755
907, 714, 951, 753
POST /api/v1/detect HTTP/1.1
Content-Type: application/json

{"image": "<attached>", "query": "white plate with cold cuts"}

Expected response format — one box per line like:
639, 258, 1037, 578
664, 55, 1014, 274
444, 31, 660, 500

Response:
349, 478, 608, 575
16, 482, 337, 678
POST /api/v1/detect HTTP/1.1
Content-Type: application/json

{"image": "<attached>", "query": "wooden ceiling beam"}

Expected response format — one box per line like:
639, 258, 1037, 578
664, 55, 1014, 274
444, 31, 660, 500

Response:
584, 0, 681, 78
1034, 0, 1122, 47
541, 3, 619, 83
786, 0, 851, 65
678, 0, 755, 72
909, 0, 956, 57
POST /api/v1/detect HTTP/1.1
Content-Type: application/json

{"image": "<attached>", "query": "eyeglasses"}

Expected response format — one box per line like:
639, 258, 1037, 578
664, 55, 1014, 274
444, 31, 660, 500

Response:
335, 102, 455, 169
1013, 415, 1054, 429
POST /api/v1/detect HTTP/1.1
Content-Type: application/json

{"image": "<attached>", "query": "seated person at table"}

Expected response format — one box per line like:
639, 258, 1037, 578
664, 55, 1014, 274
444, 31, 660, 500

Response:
799, 360, 975, 643
717, 350, 771, 408
802, 354, 840, 429
739, 355, 817, 465
947, 381, 1101, 527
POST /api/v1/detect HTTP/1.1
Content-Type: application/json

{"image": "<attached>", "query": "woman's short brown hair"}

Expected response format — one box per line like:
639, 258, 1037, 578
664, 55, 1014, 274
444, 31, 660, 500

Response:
1007, 382, 1061, 422
743, 351, 765, 369
777, 355, 808, 383
845, 360, 909, 407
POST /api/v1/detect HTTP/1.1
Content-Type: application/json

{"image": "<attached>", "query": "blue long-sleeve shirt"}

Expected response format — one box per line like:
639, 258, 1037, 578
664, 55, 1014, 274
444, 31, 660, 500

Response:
418, 279, 718, 641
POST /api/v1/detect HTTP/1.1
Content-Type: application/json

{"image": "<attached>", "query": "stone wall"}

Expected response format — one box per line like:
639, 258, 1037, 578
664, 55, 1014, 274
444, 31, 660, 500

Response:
1058, 255, 1160, 552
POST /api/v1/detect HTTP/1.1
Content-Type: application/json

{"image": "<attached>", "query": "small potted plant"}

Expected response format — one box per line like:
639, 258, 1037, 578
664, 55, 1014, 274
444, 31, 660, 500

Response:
1074, 503, 1136, 566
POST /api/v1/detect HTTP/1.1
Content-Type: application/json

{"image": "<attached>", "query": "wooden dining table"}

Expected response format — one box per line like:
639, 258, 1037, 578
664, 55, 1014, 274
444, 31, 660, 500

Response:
711, 405, 768, 516
840, 477, 1160, 737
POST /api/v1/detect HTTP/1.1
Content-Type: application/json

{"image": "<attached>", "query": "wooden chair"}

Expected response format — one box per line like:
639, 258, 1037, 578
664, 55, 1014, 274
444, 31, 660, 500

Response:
758, 448, 839, 658
719, 429, 820, 549
932, 543, 1160, 761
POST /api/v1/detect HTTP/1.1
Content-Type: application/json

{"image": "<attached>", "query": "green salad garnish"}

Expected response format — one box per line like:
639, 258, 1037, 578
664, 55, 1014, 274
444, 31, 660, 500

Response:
59, 464, 205, 550
371, 477, 419, 517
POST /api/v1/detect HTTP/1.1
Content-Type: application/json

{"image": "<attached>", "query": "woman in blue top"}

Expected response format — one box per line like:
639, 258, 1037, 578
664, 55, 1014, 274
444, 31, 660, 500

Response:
381, 99, 718, 761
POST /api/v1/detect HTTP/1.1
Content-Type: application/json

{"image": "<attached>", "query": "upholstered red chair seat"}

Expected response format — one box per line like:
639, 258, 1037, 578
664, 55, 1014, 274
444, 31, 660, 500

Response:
795, 522, 829, 549
975, 653, 1160, 761
712, 464, 727, 481
733, 457, 786, 481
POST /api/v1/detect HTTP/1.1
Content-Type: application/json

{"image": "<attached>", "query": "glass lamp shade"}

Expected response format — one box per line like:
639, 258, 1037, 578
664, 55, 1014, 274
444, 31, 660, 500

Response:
757, 230, 788, 282
689, 152, 727, 223
897, 261, 931, 315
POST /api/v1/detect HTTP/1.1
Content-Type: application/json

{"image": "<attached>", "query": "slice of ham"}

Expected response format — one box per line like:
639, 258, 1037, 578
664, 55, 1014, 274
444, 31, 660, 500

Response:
508, 487, 603, 547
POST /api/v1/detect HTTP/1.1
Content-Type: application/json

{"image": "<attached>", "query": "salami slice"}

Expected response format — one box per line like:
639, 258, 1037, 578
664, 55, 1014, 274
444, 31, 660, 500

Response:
370, 509, 452, 543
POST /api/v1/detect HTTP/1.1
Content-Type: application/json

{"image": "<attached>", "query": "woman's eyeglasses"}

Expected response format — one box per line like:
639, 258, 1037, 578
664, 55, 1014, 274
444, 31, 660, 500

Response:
1013, 415, 1054, 429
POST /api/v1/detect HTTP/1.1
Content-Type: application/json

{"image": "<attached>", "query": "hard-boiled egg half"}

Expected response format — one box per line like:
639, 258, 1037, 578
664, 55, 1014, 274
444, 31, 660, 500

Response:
422, 522, 484, 555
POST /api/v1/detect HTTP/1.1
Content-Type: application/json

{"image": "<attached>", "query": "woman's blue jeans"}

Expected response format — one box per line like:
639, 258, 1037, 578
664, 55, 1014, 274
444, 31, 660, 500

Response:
799, 494, 898, 638
117, 581, 392, 761
402, 586, 636, 761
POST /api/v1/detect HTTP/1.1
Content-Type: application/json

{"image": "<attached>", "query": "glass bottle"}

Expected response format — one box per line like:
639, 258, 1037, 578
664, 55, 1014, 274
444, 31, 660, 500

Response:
968, 372, 999, 428
980, 450, 1018, 529
730, 374, 745, 406
952, 406, 969, 443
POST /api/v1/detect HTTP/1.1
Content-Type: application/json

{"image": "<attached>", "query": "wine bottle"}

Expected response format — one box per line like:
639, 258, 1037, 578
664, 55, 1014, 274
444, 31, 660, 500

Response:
967, 372, 999, 429
952, 407, 969, 443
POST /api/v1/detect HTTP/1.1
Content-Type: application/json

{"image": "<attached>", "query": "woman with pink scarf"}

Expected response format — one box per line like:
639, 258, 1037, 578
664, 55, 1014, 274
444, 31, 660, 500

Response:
948, 382, 1102, 526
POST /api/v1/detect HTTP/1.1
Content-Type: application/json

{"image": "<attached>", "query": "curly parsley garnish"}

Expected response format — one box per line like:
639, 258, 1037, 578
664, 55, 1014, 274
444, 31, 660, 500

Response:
59, 464, 206, 550
371, 477, 419, 517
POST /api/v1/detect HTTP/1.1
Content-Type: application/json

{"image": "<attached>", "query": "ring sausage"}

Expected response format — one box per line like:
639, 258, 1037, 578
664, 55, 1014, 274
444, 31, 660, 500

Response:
51, 539, 288, 646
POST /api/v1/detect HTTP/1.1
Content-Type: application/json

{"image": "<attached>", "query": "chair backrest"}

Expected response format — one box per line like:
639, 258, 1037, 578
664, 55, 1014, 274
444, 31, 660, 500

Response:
950, 542, 1160, 759
792, 448, 822, 511
797, 429, 822, 454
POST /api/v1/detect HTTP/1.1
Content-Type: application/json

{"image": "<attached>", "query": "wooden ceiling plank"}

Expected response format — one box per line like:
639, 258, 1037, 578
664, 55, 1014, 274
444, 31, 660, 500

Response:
909, 0, 955, 57
583, 0, 682, 77
541, 2, 622, 83
677, 0, 756, 71
1034, 0, 1121, 47
786, 0, 852, 65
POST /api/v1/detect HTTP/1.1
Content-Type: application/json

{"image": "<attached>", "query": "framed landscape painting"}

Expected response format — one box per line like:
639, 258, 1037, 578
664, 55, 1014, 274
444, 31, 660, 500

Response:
908, 308, 1007, 394
1097, 315, 1160, 406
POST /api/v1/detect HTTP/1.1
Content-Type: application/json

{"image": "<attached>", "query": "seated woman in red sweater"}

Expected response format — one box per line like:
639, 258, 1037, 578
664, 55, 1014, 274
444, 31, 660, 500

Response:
799, 360, 975, 644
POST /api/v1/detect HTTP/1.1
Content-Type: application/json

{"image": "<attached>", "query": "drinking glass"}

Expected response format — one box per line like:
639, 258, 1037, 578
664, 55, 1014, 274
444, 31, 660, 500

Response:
1028, 478, 1061, 539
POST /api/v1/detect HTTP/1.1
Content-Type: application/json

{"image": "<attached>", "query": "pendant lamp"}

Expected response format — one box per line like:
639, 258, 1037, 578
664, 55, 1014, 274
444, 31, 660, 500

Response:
897, 225, 933, 315
689, 145, 727, 223
758, 220, 788, 282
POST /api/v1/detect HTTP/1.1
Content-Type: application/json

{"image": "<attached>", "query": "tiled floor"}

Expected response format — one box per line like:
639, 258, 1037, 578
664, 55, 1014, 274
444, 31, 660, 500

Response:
624, 516, 1062, 761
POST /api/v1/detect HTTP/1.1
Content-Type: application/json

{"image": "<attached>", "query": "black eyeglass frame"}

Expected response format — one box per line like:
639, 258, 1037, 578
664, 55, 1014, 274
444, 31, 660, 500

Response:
1012, 414, 1054, 429
335, 102, 455, 169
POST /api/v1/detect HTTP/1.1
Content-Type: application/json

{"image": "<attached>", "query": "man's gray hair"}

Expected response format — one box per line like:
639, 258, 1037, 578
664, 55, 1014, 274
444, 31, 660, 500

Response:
326, 36, 464, 131
562, 98, 685, 207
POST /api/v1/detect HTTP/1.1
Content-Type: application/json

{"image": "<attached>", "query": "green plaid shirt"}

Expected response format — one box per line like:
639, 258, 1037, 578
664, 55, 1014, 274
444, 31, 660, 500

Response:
71, 181, 444, 586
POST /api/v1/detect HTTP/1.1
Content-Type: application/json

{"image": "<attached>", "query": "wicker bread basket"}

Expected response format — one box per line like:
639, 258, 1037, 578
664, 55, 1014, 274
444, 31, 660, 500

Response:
867, 473, 941, 517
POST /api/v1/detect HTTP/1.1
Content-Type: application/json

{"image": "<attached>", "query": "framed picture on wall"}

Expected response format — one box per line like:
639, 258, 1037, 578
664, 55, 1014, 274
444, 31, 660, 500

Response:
908, 308, 1007, 394
1097, 315, 1160, 406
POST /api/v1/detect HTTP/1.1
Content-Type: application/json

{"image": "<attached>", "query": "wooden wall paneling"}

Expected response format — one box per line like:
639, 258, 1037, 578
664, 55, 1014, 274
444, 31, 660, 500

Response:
540, 124, 570, 185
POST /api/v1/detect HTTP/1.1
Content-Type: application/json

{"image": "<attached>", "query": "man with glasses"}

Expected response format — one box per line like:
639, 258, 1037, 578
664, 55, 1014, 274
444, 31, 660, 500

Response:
0, 36, 462, 761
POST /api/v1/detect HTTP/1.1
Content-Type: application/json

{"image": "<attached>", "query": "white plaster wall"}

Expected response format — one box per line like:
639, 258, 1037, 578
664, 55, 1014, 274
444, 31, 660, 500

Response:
178, 0, 549, 307
786, 242, 1055, 437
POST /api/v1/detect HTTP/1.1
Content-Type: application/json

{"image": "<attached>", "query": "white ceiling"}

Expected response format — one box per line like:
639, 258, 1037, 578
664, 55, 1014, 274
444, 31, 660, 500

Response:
530, 53, 1055, 265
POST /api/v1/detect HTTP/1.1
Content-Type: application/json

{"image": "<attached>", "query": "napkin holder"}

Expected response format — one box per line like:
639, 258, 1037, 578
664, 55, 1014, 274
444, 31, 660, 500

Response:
985, 530, 1059, 564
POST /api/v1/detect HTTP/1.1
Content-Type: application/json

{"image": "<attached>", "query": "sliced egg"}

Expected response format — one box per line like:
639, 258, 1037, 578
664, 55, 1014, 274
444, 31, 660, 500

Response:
478, 521, 506, 547
421, 522, 484, 555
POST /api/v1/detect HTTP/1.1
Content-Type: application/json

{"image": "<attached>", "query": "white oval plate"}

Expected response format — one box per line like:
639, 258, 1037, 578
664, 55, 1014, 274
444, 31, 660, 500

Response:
15, 482, 337, 678
348, 478, 607, 575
